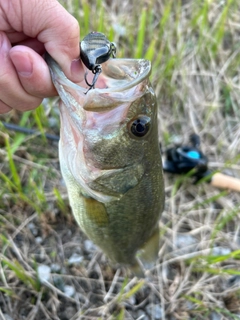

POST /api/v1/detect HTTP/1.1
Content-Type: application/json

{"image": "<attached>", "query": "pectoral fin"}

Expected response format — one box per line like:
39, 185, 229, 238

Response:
90, 164, 144, 195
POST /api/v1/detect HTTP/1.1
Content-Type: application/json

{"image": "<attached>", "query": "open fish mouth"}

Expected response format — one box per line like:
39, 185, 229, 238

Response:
46, 53, 151, 93
46, 53, 152, 110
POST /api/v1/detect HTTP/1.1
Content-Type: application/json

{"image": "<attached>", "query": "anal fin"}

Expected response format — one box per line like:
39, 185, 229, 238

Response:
138, 226, 160, 270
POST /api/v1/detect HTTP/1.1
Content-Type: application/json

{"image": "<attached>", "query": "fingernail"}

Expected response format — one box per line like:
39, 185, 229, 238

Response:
70, 58, 84, 82
11, 52, 33, 77
0, 32, 9, 51
0, 33, 3, 47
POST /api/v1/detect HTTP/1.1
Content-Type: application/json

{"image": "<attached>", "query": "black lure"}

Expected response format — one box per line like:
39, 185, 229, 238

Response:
80, 32, 116, 93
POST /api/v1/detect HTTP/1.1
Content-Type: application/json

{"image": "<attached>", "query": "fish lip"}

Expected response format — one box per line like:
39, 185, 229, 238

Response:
45, 52, 151, 94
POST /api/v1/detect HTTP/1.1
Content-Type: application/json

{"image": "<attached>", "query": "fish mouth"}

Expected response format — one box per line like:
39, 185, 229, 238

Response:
46, 52, 151, 94
46, 52, 151, 112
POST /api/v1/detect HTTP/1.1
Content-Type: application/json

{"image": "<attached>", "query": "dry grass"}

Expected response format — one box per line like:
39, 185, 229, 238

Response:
1, 0, 240, 319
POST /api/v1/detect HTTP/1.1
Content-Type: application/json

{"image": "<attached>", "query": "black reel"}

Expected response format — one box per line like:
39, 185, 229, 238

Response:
80, 32, 116, 93
163, 134, 209, 180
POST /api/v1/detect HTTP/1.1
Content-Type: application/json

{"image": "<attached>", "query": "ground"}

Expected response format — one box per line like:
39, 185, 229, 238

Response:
0, 0, 240, 319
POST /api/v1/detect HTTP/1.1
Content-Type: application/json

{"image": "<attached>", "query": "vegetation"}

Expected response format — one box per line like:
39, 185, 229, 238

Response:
0, 0, 240, 319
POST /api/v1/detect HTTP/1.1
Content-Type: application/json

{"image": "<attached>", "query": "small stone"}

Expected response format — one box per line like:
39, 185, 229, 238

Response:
210, 311, 222, 320
84, 239, 96, 252
35, 236, 43, 244
64, 285, 75, 297
175, 234, 198, 248
51, 263, 62, 273
68, 253, 84, 265
52, 275, 65, 291
37, 265, 51, 283
2, 315, 13, 320
185, 300, 194, 310
212, 247, 231, 256
28, 222, 38, 236
146, 304, 162, 320
153, 305, 162, 319
173, 233, 198, 256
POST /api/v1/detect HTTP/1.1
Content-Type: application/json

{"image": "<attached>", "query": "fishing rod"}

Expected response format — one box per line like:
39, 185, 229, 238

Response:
163, 133, 240, 192
1, 122, 59, 141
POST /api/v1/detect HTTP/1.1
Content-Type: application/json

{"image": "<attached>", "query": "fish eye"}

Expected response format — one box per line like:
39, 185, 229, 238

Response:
129, 115, 151, 137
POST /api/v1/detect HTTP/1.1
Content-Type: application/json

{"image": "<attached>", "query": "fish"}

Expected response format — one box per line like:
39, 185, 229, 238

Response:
46, 53, 165, 276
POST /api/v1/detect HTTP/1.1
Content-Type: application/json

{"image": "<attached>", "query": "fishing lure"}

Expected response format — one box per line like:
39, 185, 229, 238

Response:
80, 32, 116, 92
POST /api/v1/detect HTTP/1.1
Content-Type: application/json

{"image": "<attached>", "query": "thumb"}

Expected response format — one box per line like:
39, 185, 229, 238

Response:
28, 0, 83, 81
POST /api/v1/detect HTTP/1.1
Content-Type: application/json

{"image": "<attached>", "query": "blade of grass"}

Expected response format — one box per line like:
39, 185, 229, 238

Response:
193, 266, 240, 276
115, 308, 125, 320
32, 106, 47, 143
97, 0, 104, 33
2, 259, 41, 291
0, 172, 41, 213
211, 206, 240, 244
0, 121, 25, 155
19, 110, 31, 127
4, 134, 22, 192
211, 0, 234, 56
81, 0, 90, 34
53, 187, 68, 212
123, 280, 145, 299
72, 0, 80, 23
134, 8, 147, 59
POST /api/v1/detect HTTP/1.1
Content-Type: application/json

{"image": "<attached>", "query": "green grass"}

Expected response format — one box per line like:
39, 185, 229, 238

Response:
1, 0, 240, 319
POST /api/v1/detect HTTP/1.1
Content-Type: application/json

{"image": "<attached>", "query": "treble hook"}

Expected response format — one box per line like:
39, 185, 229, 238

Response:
84, 65, 102, 94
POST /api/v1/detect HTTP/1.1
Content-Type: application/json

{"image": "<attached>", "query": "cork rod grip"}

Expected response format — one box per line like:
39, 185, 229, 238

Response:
211, 172, 240, 192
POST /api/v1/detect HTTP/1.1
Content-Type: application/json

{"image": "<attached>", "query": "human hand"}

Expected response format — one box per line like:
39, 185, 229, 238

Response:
0, 0, 84, 114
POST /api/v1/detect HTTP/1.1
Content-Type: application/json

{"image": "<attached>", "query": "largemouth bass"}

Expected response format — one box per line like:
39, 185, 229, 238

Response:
46, 53, 165, 276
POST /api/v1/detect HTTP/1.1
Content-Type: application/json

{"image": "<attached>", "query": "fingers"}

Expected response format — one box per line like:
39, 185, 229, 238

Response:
23, 0, 84, 82
0, 32, 55, 113
0, 0, 85, 115
1, 0, 84, 82
10, 45, 57, 97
